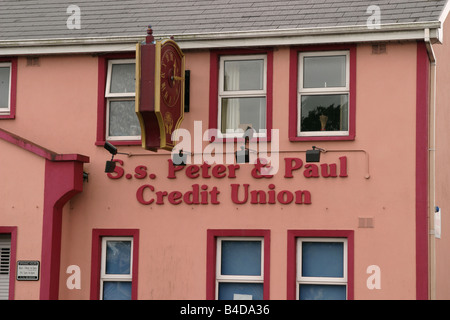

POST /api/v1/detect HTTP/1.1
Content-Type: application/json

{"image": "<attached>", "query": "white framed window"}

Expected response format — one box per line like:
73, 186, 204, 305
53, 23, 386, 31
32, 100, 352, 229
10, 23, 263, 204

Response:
0, 62, 12, 115
298, 51, 350, 137
100, 236, 133, 300
216, 237, 264, 300
296, 238, 348, 300
218, 55, 267, 139
105, 59, 140, 141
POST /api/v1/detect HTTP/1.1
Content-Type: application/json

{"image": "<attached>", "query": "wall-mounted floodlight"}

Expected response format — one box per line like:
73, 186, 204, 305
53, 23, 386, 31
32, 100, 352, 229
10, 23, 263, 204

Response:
105, 160, 116, 173
104, 141, 118, 155
306, 146, 326, 163
172, 149, 187, 166
104, 142, 118, 173
243, 126, 255, 142
235, 126, 255, 164
235, 146, 249, 164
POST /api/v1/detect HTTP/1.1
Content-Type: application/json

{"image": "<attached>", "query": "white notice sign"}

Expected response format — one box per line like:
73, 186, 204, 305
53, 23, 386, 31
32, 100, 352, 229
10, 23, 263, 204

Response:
16, 261, 40, 281
233, 293, 253, 300
435, 207, 441, 239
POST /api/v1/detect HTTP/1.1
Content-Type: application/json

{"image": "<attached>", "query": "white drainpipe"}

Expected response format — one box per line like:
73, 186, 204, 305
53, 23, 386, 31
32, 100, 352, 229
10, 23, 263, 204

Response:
425, 28, 437, 300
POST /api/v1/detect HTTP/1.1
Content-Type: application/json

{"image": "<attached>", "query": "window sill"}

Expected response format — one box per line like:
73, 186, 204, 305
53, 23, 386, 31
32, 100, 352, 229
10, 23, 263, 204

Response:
95, 140, 141, 146
0, 114, 15, 120
210, 136, 271, 143
290, 134, 355, 142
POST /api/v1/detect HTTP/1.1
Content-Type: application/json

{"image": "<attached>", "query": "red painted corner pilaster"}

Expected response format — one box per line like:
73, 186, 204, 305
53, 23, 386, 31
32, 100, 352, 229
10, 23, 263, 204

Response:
39, 159, 87, 300
416, 41, 430, 300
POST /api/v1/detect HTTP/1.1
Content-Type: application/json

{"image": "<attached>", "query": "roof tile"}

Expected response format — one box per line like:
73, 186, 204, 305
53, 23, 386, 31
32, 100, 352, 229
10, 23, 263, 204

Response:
0, 0, 447, 41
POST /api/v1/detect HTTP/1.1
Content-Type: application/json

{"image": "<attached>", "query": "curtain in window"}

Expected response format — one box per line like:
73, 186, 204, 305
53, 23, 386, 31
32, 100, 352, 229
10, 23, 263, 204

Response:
223, 62, 240, 132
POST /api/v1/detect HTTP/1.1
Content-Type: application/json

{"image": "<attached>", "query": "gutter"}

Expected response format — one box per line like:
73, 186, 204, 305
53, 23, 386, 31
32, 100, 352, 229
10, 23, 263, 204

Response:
0, 21, 443, 55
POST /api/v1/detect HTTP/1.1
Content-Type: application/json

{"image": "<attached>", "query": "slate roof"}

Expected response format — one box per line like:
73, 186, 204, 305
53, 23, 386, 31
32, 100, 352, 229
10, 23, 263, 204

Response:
0, 0, 448, 41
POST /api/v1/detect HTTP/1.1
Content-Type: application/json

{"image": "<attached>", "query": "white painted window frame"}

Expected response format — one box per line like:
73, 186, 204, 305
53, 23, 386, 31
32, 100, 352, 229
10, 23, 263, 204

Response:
99, 236, 133, 300
105, 59, 138, 141
296, 237, 348, 300
297, 51, 350, 137
0, 62, 12, 115
217, 55, 267, 139
215, 237, 264, 300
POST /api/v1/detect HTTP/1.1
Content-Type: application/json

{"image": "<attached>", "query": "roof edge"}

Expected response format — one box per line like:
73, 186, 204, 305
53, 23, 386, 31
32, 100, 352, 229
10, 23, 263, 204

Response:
174, 21, 442, 40
0, 21, 442, 54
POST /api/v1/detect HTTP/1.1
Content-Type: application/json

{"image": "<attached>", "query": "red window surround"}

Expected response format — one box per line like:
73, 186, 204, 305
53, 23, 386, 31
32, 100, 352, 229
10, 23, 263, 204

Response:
208, 49, 273, 142
0, 57, 18, 120
206, 229, 271, 300
0, 226, 17, 300
289, 45, 357, 141
90, 229, 140, 300
96, 53, 140, 146
286, 230, 354, 300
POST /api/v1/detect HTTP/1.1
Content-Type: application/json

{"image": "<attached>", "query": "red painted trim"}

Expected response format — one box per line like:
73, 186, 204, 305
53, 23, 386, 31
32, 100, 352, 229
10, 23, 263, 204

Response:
90, 229, 140, 300
288, 48, 298, 142
416, 41, 429, 300
289, 45, 356, 141
287, 230, 354, 300
96, 55, 107, 144
95, 52, 140, 146
206, 229, 270, 300
208, 51, 219, 142
0, 57, 17, 119
208, 49, 273, 142
0, 227, 17, 300
40, 159, 87, 300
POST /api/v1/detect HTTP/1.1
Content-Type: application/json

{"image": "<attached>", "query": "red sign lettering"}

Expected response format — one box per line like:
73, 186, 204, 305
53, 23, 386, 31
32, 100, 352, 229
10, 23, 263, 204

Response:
109, 156, 349, 206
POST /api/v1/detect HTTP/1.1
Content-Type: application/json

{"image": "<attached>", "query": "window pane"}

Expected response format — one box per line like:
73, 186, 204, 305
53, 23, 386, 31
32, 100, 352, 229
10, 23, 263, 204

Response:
103, 281, 132, 300
108, 100, 141, 137
221, 97, 266, 133
0, 67, 10, 109
218, 283, 263, 300
303, 55, 346, 88
110, 63, 135, 93
224, 59, 264, 91
299, 284, 346, 300
105, 240, 131, 275
221, 240, 261, 276
300, 94, 348, 132
301, 242, 344, 278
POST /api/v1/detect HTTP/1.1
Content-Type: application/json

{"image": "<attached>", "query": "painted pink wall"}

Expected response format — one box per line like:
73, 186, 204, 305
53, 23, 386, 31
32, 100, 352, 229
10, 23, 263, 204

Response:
0, 139, 45, 299
432, 18, 450, 299
1, 55, 99, 154
353, 43, 418, 299
3, 43, 420, 299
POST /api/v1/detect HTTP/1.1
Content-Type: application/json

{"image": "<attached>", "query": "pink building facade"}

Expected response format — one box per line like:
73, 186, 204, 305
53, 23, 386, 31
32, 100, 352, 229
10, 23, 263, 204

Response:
1, 1, 450, 301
